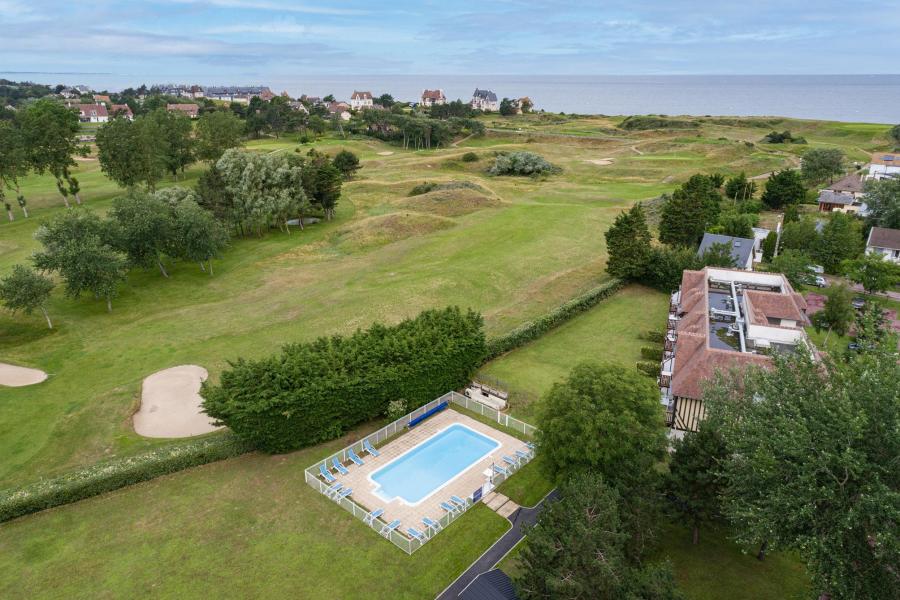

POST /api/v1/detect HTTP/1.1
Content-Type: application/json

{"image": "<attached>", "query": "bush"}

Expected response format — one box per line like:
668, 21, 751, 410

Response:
461, 152, 479, 162
640, 346, 663, 362
386, 399, 408, 421
619, 115, 699, 131
0, 433, 251, 523
409, 180, 485, 196
485, 279, 622, 359
643, 329, 665, 343
202, 307, 486, 453
409, 182, 438, 196
636, 361, 659, 377
488, 151, 559, 177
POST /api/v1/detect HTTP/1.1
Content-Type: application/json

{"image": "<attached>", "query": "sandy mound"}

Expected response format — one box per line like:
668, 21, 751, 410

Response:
584, 158, 615, 166
334, 213, 454, 252
400, 188, 501, 217
377, 151, 394, 156
134, 365, 222, 438
0, 363, 48, 387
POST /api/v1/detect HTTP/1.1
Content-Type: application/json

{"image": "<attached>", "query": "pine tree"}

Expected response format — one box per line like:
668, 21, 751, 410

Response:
605, 203, 652, 279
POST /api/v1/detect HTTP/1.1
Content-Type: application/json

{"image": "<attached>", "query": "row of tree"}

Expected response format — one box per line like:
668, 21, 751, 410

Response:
354, 111, 485, 149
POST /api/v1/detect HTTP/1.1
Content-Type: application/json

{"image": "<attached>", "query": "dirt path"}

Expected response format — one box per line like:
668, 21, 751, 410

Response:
0, 362, 48, 387
133, 365, 222, 438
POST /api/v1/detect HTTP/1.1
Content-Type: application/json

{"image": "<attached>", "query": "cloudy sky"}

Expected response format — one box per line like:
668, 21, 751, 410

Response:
2, 0, 898, 82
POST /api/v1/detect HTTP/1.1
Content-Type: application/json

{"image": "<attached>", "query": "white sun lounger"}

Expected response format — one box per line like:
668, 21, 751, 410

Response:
335, 488, 353, 501
347, 448, 365, 466
493, 464, 510, 476
450, 495, 468, 509
363, 439, 380, 457
380, 519, 401, 537
440, 501, 459, 514
332, 457, 349, 475
422, 517, 442, 533
502, 455, 518, 467
514, 449, 530, 461
324, 482, 343, 498
408, 527, 427, 542
364, 508, 384, 526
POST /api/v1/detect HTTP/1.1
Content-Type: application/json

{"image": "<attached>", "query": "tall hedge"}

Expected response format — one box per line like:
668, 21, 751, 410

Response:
202, 307, 486, 453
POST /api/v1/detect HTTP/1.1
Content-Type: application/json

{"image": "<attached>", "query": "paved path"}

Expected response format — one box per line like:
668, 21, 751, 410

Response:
435, 489, 558, 600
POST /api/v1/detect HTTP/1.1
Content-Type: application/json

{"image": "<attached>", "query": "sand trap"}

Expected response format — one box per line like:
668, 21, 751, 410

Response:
0, 362, 48, 387
133, 365, 222, 438
584, 158, 615, 166
377, 151, 394, 156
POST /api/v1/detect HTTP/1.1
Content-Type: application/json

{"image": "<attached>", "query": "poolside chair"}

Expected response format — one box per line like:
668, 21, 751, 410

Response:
380, 519, 401, 538
502, 455, 518, 467
440, 501, 459, 515
324, 482, 343, 499
335, 488, 353, 502
492, 464, 510, 476
363, 439, 380, 457
525, 441, 536, 451
364, 508, 385, 526
422, 517, 442, 533
407, 527, 427, 543
332, 457, 349, 475
514, 449, 530, 461
319, 463, 336, 484
450, 495, 469, 510
347, 448, 365, 466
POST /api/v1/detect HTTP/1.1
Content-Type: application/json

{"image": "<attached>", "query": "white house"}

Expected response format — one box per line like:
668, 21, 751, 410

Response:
470, 88, 499, 111
865, 227, 900, 264
350, 91, 374, 110
420, 89, 446, 107
75, 104, 108, 123
868, 153, 900, 180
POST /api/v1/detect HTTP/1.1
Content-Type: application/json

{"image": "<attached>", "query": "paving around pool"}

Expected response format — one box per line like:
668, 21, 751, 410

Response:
304, 392, 536, 553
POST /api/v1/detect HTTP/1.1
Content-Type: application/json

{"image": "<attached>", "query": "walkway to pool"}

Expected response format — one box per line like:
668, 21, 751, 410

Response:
333, 408, 527, 537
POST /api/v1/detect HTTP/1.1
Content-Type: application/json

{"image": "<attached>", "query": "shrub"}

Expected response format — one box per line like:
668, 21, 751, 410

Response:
636, 361, 659, 377
640, 346, 663, 362
202, 307, 486, 453
461, 152, 479, 162
619, 115, 698, 131
386, 399, 408, 421
409, 181, 485, 196
643, 329, 665, 344
485, 279, 622, 359
409, 182, 438, 196
488, 151, 559, 177
0, 433, 251, 523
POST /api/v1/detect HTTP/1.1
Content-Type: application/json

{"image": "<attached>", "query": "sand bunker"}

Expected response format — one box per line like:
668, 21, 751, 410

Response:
0, 362, 48, 387
584, 158, 615, 166
377, 151, 394, 156
133, 365, 222, 438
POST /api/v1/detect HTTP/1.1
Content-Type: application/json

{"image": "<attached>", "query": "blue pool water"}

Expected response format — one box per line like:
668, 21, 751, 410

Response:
370, 424, 500, 505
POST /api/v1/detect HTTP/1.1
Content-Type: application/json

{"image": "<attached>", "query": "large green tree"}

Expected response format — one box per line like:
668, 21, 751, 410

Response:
666, 425, 728, 545
17, 99, 84, 207
811, 283, 855, 337
706, 349, 900, 600
0, 120, 29, 218
659, 175, 722, 247
0, 265, 55, 329
604, 203, 652, 280
843, 253, 900, 294
148, 108, 194, 178
888, 124, 900, 149
195, 110, 244, 162
779, 218, 819, 252
863, 177, 900, 230
801, 148, 844, 184
724, 172, 756, 201
332, 149, 361, 179
108, 192, 174, 276
761, 169, 805, 209
770, 249, 813, 288
170, 199, 229, 274
95, 116, 167, 190
813, 212, 863, 273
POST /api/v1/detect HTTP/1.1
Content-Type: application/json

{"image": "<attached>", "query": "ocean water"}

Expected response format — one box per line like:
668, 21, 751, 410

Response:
5, 73, 899, 123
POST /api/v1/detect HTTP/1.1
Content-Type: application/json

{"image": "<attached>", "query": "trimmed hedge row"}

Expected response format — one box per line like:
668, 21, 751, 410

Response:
0, 432, 252, 523
636, 361, 659, 378
640, 346, 663, 362
484, 279, 623, 360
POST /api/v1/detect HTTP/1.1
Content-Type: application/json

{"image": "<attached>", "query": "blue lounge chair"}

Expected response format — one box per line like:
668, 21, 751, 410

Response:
364, 508, 384, 526
525, 441, 536, 450
324, 482, 343, 498
363, 439, 380, 457
440, 501, 459, 515
408, 527, 426, 542
380, 519, 401, 537
514, 449, 530, 461
335, 488, 353, 501
332, 457, 349, 475
493, 464, 510, 476
319, 464, 336, 483
422, 517, 442, 533
451, 495, 468, 509
502, 455, 518, 467
347, 448, 365, 466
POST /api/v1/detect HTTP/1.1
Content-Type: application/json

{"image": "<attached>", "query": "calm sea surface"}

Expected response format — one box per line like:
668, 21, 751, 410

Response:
5, 73, 900, 123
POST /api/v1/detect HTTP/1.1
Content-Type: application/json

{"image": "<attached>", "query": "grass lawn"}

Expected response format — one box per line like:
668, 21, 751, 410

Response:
495, 455, 554, 507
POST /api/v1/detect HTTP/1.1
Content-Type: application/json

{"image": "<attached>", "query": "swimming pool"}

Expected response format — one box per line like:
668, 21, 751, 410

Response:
369, 424, 500, 506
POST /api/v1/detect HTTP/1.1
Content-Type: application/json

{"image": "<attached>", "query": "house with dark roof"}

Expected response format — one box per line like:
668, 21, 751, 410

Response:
865, 226, 900, 264
421, 89, 446, 107
824, 173, 865, 198
459, 569, 519, 600
868, 152, 900, 180
471, 88, 499, 111
817, 190, 867, 215
697, 233, 754, 270
661, 268, 810, 435
350, 90, 373, 110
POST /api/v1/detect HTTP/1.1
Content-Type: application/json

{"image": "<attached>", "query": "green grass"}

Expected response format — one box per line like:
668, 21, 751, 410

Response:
495, 455, 554, 507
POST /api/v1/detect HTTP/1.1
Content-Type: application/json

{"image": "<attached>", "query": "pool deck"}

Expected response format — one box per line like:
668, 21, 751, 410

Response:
327, 408, 528, 537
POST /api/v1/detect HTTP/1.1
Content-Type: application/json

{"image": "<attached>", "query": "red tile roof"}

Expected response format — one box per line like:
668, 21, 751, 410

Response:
422, 89, 445, 100
351, 91, 373, 100
75, 103, 108, 117
110, 104, 132, 117
744, 290, 808, 326
166, 103, 199, 117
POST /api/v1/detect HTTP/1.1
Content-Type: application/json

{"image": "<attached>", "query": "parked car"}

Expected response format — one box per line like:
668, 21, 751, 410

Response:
813, 276, 827, 287
852, 297, 866, 310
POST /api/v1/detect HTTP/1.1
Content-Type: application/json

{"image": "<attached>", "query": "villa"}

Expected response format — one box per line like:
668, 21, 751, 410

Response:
109, 104, 133, 120
868, 152, 900, 180
470, 88, 499, 111
697, 233, 755, 270
865, 227, 900, 264
350, 90, 374, 110
74, 103, 108, 123
204, 85, 274, 103
420, 89, 446, 107
660, 268, 810, 435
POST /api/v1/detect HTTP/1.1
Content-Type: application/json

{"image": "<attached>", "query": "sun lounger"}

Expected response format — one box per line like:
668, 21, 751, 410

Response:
440, 501, 459, 514
335, 488, 352, 501
319, 464, 336, 483
502, 455, 518, 467
514, 449, 530, 461
380, 519, 401, 537
364, 508, 384, 526
450, 495, 468, 509
332, 457, 349, 475
525, 441, 536, 450
347, 448, 365, 466
363, 439, 380, 457
407, 527, 427, 542
324, 482, 343, 498
493, 464, 510, 476
422, 517, 442, 532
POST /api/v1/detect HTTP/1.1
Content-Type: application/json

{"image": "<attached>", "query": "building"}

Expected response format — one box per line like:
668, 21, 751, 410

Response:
92, 94, 111, 106
817, 190, 867, 214
58, 87, 78, 99
204, 86, 273, 104
823, 172, 865, 198
109, 104, 133, 120
470, 88, 499, 111
508, 97, 533, 114
288, 101, 309, 113
327, 101, 352, 121
868, 153, 900, 180
865, 227, 900, 264
661, 268, 810, 435
74, 103, 108, 123
166, 103, 199, 118
697, 233, 755, 270
420, 89, 446, 107
300, 94, 322, 105
350, 91, 374, 110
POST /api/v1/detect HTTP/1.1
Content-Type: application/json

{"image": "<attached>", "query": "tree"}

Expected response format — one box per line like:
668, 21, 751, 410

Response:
517, 473, 684, 600
17, 99, 84, 207
666, 425, 727, 545
811, 283, 854, 337
196, 165, 236, 227
604, 203, 652, 280
843, 253, 900, 295
862, 177, 900, 230
770, 249, 813, 288
761, 230, 778, 262
782, 202, 800, 224
645, 246, 702, 292
706, 349, 900, 600
195, 111, 244, 162
659, 175, 722, 247
888, 123, 900, 149
761, 169, 805, 209
536, 362, 667, 489
801, 148, 844, 184
853, 302, 892, 351
332, 149, 361, 180
0, 265, 55, 328
499, 97, 516, 116
376, 93, 394, 108
699, 241, 737, 268
108, 192, 173, 276
724, 172, 756, 201
779, 218, 819, 252
813, 212, 862, 273
148, 108, 194, 177
95, 116, 167, 190
0, 120, 29, 218
32, 210, 128, 312
170, 199, 229, 274
312, 162, 342, 220
712, 211, 755, 238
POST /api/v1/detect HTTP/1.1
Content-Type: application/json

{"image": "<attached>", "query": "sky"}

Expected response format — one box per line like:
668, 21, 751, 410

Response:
2, 0, 899, 86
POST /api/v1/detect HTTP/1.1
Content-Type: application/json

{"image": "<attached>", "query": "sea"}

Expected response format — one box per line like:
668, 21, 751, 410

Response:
4, 73, 900, 123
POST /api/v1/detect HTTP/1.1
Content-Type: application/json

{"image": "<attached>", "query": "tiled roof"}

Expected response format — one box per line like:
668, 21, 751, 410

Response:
868, 226, 900, 250
817, 190, 856, 205
422, 89, 444, 100
75, 103, 108, 117
473, 88, 498, 102
744, 290, 807, 325
109, 104, 132, 116
825, 173, 864, 194
351, 91, 373, 100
